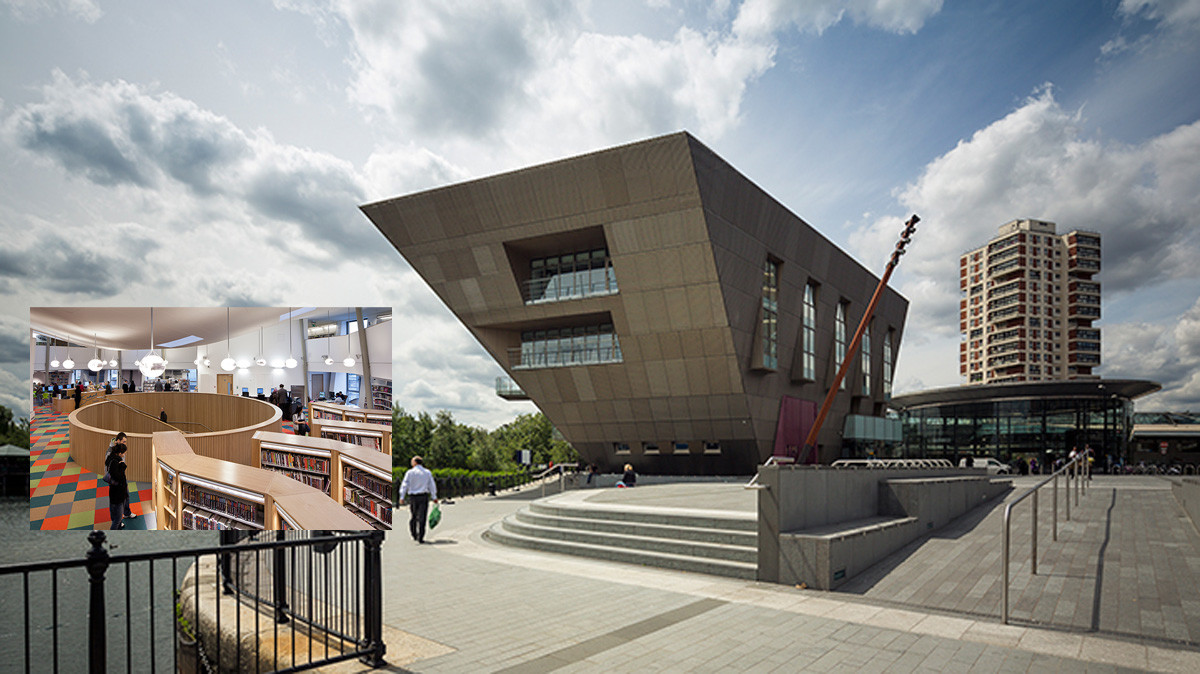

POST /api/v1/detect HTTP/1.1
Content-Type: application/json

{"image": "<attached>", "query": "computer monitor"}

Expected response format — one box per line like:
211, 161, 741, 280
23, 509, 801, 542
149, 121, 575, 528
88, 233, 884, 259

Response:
257, 387, 264, 396
241, 387, 249, 396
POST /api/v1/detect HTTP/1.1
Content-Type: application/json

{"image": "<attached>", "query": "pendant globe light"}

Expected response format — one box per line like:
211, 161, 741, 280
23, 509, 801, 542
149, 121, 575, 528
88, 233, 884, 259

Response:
87, 332, 104, 372
220, 308, 237, 371
139, 308, 166, 379
61, 332, 75, 370
50, 337, 60, 369
284, 307, 298, 369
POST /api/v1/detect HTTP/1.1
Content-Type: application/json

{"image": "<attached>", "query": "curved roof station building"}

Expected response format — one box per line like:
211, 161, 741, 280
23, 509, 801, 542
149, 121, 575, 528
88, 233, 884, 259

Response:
890, 379, 1161, 463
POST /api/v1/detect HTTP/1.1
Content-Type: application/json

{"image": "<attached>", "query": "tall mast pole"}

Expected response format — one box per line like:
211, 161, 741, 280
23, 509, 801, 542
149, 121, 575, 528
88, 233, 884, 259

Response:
800, 214, 919, 463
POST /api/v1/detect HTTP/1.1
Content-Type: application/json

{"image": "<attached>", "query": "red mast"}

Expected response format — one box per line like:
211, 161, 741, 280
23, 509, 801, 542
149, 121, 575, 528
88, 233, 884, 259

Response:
800, 214, 919, 463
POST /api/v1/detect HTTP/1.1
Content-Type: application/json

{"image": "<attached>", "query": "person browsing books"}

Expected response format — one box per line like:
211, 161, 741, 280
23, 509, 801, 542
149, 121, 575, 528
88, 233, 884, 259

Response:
398, 456, 438, 543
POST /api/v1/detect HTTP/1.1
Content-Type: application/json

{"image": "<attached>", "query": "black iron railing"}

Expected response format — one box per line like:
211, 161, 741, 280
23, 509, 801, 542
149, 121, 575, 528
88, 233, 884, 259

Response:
0, 529, 386, 673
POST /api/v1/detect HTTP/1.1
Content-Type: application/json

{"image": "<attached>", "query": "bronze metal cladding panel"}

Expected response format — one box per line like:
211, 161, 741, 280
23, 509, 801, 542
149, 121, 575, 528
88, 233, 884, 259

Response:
362, 132, 908, 474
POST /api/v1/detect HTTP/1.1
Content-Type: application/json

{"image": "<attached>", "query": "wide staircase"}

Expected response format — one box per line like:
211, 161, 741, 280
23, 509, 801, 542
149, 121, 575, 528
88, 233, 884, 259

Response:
484, 493, 758, 579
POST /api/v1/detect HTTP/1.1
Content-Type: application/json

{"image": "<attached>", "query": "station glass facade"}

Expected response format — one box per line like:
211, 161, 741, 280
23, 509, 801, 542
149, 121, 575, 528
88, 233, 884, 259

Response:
890, 381, 1160, 464
899, 397, 1130, 463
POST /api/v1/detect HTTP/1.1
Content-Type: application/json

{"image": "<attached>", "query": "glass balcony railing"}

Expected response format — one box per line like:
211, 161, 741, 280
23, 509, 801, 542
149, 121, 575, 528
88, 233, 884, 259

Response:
524, 268, 618, 304
495, 376, 529, 400
509, 341, 623, 370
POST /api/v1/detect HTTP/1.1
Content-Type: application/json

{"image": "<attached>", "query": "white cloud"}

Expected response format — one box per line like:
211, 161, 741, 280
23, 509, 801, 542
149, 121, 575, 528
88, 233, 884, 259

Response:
1118, 0, 1200, 31
2, 0, 100, 23
733, 0, 943, 38
2, 70, 389, 260
850, 86, 1200, 406
316, 0, 941, 169
1106, 295, 1200, 409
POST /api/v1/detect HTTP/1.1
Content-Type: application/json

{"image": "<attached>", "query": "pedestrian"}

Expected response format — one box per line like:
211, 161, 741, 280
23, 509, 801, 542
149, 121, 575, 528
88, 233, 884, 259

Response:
105, 440, 130, 530
398, 456, 438, 543
106, 433, 135, 520
74, 383, 82, 410
617, 463, 637, 488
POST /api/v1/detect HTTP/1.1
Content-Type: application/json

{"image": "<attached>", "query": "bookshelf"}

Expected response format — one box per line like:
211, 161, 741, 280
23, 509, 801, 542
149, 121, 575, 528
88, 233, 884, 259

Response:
152, 430, 374, 530
311, 417, 392, 456
252, 430, 393, 530
339, 450, 392, 530
371, 377, 392, 410
180, 475, 266, 530
151, 431, 194, 530
309, 400, 391, 426
259, 441, 332, 495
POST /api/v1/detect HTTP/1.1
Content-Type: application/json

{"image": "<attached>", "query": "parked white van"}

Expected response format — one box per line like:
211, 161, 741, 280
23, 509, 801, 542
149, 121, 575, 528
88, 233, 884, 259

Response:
958, 457, 1012, 474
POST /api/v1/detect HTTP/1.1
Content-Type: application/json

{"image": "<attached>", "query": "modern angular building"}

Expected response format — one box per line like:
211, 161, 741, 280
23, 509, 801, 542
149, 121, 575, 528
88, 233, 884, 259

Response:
362, 132, 908, 474
960, 219, 1101, 384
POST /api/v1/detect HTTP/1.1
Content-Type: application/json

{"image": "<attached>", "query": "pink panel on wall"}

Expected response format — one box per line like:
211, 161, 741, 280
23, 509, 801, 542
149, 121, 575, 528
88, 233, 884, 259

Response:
773, 395, 818, 464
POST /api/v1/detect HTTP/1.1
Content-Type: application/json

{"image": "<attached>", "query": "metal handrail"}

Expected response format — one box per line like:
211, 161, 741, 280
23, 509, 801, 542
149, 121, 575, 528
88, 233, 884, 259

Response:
830, 458, 955, 469
744, 455, 795, 490
1001, 450, 1092, 624
164, 419, 216, 432
103, 398, 205, 433
535, 462, 580, 497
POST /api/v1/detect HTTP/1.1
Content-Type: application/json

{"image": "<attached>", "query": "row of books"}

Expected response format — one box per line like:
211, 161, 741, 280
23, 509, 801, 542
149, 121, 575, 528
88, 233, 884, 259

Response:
345, 507, 386, 530
161, 469, 175, 493
312, 407, 342, 421
343, 486, 392, 526
181, 484, 264, 527
261, 449, 330, 474
321, 431, 382, 451
181, 506, 250, 531
344, 466, 390, 501
273, 468, 330, 495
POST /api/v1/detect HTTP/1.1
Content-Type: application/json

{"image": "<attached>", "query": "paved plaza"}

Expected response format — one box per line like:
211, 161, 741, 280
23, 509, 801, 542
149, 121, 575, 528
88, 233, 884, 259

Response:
353, 476, 1200, 673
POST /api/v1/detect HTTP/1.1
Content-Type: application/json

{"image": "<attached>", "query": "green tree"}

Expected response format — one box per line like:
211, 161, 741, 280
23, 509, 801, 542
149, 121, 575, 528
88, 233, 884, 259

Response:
392, 407, 434, 470
0, 405, 29, 449
468, 428, 511, 472
427, 409, 471, 469
492, 412, 578, 466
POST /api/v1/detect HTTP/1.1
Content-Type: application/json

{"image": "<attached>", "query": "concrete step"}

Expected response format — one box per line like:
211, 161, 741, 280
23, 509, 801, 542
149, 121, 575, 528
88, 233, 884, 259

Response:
528, 500, 757, 532
483, 523, 757, 580
514, 509, 758, 547
500, 514, 757, 563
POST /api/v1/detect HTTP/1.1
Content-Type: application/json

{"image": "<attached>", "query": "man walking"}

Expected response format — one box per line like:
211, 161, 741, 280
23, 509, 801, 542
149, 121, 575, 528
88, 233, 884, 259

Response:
398, 456, 437, 543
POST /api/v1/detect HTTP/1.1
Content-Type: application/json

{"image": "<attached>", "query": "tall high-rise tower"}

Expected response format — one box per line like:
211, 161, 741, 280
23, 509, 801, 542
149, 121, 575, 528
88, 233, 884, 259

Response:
960, 219, 1101, 384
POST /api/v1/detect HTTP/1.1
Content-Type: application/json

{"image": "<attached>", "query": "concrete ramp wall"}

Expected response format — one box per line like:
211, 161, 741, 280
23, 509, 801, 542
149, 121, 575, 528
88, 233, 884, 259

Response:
1174, 477, 1200, 533
757, 466, 1009, 589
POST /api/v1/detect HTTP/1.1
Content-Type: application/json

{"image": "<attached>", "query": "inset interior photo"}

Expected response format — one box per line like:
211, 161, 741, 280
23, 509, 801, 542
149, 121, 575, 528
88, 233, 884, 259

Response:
29, 307, 393, 531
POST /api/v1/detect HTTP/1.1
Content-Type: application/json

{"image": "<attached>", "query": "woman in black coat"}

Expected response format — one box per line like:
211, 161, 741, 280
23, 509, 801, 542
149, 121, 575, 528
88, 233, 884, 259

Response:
106, 442, 129, 530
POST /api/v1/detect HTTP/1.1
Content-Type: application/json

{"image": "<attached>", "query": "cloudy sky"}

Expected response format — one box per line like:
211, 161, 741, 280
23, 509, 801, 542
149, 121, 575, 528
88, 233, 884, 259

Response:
2, 0, 1199, 426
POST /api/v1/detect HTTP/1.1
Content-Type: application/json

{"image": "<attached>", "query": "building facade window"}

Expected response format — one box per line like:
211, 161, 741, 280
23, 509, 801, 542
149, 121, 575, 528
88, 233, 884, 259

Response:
883, 330, 894, 399
861, 325, 871, 396
514, 324, 622, 369
802, 283, 817, 380
835, 301, 847, 390
526, 248, 617, 304
760, 259, 779, 369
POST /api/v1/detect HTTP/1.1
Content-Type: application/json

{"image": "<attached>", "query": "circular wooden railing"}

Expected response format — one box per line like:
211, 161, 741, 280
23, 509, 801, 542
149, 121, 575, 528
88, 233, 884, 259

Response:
69, 392, 282, 483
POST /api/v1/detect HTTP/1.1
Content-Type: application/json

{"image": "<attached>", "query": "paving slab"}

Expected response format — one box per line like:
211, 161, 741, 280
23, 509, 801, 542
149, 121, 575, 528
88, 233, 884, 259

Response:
377, 480, 1200, 672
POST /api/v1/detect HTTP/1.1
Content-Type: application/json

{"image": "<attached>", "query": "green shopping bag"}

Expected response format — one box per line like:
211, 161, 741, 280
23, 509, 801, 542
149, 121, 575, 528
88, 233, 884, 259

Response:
428, 503, 441, 529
